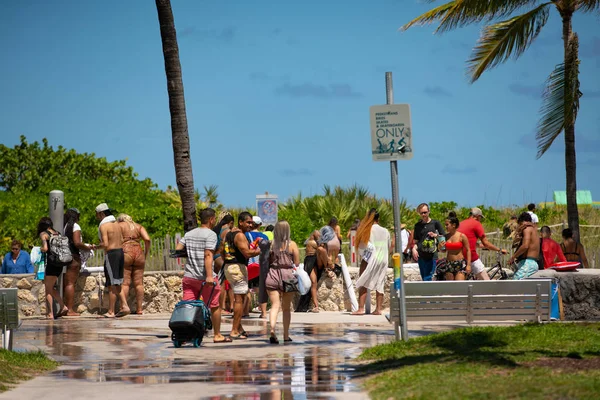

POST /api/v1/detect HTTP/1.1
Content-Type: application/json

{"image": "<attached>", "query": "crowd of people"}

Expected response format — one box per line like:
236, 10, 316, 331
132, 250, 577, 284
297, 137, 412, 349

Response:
22, 204, 150, 319
1, 201, 592, 330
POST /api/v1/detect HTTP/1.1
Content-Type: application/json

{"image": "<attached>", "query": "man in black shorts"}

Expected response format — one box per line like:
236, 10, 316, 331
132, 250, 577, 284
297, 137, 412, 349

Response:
96, 203, 130, 318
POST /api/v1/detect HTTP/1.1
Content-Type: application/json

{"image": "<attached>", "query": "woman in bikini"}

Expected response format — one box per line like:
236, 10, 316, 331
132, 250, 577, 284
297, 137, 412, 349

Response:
435, 212, 471, 281
561, 228, 589, 268
117, 214, 151, 315
320, 218, 341, 266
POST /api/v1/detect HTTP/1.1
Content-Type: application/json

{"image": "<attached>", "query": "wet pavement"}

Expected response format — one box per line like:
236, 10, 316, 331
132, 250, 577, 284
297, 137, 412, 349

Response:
5, 312, 471, 400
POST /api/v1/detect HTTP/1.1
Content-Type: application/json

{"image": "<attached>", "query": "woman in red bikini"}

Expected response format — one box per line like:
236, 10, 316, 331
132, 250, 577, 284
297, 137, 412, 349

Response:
435, 212, 471, 281
117, 214, 151, 314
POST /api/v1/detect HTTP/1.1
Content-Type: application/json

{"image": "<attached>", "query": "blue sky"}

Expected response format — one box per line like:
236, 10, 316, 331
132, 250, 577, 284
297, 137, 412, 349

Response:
1, 0, 599, 209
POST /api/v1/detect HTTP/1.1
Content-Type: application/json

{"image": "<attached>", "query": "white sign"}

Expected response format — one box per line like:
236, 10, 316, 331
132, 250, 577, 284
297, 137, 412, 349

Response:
370, 104, 413, 161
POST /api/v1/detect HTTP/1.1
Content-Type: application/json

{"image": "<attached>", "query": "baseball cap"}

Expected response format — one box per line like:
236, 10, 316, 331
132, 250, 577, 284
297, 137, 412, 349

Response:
470, 207, 485, 218
95, 203, 110, 213
68, 207, 80, 215
252, 216, 263, 225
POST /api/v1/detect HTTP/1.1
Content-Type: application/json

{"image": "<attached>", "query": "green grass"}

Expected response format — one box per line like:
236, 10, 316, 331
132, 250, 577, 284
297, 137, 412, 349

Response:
0, 350, 58, 392
358, 323, 600, 399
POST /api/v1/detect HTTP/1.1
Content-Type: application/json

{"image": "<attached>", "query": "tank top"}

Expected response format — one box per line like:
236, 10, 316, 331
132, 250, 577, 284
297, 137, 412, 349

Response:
223, 231, 249, 265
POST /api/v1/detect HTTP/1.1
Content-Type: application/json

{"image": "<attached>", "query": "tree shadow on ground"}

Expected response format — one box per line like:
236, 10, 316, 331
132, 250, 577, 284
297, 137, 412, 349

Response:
354, 329, 600, 378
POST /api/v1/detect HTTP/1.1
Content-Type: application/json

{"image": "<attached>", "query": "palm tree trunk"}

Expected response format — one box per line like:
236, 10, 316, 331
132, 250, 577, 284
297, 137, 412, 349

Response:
561, 10, 580, 242
155, 0, 197, 232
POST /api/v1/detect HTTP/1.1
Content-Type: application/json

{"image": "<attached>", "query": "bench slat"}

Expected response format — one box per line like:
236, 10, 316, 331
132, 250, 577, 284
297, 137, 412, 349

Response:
405, 280, 552, 296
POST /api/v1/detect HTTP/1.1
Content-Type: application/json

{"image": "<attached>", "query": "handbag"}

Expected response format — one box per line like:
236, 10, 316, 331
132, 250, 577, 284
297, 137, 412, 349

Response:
281, 268, 299, 293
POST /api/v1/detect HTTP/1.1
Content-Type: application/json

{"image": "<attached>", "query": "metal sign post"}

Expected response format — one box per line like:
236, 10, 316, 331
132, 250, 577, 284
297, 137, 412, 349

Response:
369, 72, 410, 341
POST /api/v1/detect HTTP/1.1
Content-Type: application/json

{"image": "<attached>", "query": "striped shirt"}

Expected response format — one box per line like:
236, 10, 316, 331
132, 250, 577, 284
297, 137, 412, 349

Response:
180, 227, 217, 280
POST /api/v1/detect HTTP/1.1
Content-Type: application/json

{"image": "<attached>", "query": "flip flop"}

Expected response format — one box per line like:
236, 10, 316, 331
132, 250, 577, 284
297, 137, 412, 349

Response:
115, 310, 131, 318
229, 333, 248, 340
103, 314, 115, 318
351, 311, 365, 315
213, 337, 233, 343
58, 307, 69, 317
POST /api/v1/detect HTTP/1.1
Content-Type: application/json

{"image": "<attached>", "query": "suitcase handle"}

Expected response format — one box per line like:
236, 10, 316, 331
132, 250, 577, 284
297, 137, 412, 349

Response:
200, 281, 217, 305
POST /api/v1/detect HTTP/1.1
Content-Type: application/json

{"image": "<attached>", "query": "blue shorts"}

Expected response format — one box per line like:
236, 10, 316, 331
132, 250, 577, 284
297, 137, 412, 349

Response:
513, 258, 538, 280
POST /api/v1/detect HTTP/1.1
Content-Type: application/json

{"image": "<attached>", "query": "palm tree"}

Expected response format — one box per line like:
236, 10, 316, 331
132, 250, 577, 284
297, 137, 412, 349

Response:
202, 184, 220, 208
402, 1, 599, 241
155, 0, 197, 232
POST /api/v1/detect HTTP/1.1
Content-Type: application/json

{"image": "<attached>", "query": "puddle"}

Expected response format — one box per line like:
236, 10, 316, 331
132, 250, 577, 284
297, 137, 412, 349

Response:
14, 318, 393, 398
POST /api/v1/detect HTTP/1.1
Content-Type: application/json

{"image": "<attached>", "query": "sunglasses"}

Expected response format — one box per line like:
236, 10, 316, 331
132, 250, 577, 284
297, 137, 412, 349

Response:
11, 247, 20, 251
420, 211, 429, 215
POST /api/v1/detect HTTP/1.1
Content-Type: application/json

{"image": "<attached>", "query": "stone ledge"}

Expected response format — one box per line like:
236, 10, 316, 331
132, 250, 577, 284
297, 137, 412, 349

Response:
5, 265, 597, 320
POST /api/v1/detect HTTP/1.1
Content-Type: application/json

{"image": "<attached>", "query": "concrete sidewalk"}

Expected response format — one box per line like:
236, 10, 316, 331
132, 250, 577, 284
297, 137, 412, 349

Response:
4, 312, 511, 400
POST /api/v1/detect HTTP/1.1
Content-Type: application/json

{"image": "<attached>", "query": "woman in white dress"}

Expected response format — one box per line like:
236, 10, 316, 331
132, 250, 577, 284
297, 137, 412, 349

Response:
352, 209, 391, 315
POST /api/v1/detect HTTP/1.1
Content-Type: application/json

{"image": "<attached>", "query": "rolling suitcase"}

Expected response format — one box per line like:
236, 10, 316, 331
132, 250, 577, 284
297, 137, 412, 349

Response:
169, 283, 215, 348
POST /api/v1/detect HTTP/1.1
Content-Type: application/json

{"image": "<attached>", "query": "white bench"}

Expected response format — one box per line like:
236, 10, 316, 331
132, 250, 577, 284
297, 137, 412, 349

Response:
392, 280, 553, 324
0, 288, 19, 350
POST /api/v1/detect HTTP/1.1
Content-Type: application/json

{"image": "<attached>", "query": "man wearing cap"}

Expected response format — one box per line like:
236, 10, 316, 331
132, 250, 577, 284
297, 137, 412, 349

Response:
96, 203, 130, 318
458, 208, 507, 280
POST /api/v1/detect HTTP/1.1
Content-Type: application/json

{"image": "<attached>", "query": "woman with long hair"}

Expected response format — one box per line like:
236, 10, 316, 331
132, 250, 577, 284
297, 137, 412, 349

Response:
264, 221, 300, 344
117, 214, 151, 314
213, 213, 235, 313
353, 208, 391, 315
63, 208, 94, 316
38, 217, 68, 319
435, 212, 471, 281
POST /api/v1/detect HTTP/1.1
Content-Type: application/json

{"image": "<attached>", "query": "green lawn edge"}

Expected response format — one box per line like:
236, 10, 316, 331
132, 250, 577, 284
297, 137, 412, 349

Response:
357, 323, 600, 400
0, 349, 59, 392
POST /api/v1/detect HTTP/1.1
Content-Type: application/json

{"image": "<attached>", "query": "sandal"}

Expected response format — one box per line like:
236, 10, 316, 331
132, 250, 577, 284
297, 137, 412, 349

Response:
229, 333, 248, 340
213, 336, 233, 343
115, 309, 131, 318
269, 336, 279, 344
284, 338, 293, 342
310, 308, 320, 313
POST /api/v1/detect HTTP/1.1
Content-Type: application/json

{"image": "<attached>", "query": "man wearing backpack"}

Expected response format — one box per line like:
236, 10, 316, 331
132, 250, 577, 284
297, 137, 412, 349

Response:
96, 203, 130, 318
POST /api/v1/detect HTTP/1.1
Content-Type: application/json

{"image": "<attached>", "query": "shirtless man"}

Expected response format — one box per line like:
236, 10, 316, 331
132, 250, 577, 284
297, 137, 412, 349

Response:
508, 212, 540, 280
96, 203, 130, 318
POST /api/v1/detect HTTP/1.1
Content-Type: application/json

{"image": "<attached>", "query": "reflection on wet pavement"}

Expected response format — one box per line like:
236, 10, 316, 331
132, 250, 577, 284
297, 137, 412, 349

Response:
15, 318, 394, 399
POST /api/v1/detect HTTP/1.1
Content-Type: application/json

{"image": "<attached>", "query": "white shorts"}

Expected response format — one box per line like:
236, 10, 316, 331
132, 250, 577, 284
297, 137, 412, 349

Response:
471, 259, 485, 274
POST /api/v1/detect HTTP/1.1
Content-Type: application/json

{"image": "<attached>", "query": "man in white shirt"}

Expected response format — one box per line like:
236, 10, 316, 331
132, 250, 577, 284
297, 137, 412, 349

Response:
527, 203, 539, 226
400, 224, 411, 262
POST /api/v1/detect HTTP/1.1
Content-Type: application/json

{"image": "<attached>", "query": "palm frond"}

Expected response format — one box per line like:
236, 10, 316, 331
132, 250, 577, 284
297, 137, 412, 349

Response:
467, 2, 551, 82
536, 64, 566, 158
402, 1, 540, 33
578, 0, 600, 12
535, 34, 582, 158
400, 1, 456, 31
